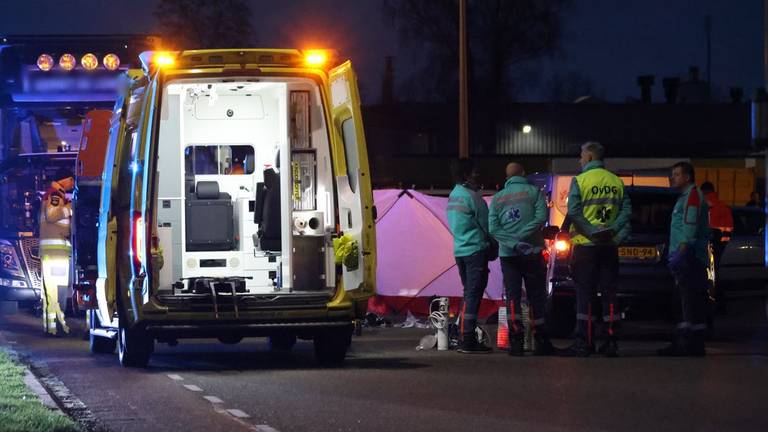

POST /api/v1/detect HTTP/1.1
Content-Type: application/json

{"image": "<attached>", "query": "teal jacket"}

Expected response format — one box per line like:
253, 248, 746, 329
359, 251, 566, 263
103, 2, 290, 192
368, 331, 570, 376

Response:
488, 176, 547, 257
447, 184, 490, 257
670, 183, 710, 265
567, 160, 632, 245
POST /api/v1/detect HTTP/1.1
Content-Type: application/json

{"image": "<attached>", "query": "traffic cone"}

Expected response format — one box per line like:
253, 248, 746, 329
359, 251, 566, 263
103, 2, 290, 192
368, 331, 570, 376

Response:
497, 306, 509, 349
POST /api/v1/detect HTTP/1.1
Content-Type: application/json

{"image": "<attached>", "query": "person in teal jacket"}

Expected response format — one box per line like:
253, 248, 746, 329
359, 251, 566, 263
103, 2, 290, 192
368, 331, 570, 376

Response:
489, 162, 555, 356
659, 161, 710, 357
447, 158, 491, 354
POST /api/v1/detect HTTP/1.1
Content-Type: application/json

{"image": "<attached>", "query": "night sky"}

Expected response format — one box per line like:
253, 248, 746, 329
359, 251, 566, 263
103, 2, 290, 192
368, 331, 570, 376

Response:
0, 0, 763, 104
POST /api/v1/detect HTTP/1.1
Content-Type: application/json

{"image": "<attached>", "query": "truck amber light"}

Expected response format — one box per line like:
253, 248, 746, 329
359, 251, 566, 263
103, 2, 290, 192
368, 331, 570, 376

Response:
103, 53, 120, 70
59, 53, 76, 71
37, 54, 54, 71
304, 50, 328, 67
81, 53, 99, 70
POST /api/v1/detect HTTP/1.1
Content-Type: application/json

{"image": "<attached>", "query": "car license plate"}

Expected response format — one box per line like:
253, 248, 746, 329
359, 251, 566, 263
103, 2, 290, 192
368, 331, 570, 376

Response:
619, 246, 657, 260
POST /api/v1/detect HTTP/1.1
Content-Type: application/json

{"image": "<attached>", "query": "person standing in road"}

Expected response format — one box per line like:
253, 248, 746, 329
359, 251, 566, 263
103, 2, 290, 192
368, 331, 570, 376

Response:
564, 142, 631, 357
658, 162, 710, 357
447, 158, 492, 354
39, 170, 74, 336
489, 162, 555, 356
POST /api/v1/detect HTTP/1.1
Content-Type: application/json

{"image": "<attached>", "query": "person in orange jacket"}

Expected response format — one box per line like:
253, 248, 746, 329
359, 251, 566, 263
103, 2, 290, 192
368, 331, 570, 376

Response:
700, 182, 733, 241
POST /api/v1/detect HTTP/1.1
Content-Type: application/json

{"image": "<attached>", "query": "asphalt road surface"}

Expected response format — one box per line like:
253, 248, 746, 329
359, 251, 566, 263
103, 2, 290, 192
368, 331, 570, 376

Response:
1, 296, 767, 432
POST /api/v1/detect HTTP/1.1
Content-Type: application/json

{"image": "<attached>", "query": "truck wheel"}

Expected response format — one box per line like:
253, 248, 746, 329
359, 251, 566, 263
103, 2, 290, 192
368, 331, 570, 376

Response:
269, 333, 297, 351
89, 311, 116, 354
314, 327, 351, 367
118, 321, 153, 368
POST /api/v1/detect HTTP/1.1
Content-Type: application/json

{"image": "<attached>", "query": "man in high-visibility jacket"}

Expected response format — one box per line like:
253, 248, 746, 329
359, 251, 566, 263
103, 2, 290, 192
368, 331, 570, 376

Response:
564, 142, 631, 357
39, 174, 74, 336
447, 158, 492, 354
489, 162, 555, 356
659, 162, 710, 356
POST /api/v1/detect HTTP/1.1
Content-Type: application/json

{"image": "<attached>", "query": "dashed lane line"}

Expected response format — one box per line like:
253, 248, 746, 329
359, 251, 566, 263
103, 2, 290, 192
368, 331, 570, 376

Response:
203, 395, 224, 404
183, 384, 204, 392
227, 409, 251, 419
167, 374, 184, 381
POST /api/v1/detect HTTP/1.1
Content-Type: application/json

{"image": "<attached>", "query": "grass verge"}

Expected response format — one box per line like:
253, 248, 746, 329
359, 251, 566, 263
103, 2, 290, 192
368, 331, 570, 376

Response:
0, 349, 80, 432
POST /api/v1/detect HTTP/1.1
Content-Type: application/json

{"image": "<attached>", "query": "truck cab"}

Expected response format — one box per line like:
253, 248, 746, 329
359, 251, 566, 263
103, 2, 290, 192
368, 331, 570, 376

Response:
92, 49, 376, 367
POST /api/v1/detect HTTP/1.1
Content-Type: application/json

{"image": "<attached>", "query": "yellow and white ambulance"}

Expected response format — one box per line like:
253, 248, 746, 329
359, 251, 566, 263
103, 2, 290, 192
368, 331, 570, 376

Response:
90, 49, 376, 367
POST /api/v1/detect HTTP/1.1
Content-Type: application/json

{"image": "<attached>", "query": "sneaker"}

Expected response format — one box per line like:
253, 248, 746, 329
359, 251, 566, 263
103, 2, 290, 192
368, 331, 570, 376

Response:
457, 340, 492, 354
508, 333, 525, 356
597, 338, 619, 357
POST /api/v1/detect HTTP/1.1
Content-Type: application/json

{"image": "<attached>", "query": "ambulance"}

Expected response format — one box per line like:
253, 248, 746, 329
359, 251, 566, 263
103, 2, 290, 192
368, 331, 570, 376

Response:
90, 49, 376, 367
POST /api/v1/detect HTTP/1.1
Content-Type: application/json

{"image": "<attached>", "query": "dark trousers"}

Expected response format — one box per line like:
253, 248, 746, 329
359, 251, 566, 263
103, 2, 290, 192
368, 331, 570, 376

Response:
456, 252, 489, 339
672, 259, 709, 335
571, 244, 620, 345
500, 254, 548, 336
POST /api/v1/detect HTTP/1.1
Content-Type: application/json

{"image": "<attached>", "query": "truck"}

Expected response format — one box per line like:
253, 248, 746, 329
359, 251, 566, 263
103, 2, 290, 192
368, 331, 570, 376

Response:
89, 49, 377, 367
0, 35, 157, 313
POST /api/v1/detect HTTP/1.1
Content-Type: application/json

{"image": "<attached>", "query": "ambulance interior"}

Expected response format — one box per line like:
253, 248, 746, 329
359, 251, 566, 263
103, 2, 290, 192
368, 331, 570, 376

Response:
154, 78, 336, 300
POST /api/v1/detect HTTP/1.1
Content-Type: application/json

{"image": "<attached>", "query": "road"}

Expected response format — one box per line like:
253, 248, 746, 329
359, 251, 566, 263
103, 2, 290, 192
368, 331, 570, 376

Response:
1, 296, 767, 432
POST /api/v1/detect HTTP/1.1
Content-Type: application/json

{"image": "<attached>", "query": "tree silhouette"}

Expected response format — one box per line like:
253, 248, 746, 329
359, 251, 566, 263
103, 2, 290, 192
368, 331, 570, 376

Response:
154, 0, 256, 49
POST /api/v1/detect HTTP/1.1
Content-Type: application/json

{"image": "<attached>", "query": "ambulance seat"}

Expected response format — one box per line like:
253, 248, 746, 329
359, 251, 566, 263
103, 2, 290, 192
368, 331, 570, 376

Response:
185, 181, 234, 251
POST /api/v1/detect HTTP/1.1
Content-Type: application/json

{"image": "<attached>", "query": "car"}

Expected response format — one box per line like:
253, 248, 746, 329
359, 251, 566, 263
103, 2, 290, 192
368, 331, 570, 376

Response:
717, 206, 768, 294
545, 185, 717, 336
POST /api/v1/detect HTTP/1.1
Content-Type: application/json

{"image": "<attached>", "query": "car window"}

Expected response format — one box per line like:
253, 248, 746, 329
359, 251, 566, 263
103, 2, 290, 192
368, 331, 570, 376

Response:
627, 190, 677, 234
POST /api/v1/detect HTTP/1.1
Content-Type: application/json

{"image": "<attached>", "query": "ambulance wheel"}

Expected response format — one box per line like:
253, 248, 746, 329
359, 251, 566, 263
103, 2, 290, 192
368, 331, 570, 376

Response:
118, 322, 153, 368
548, 295, 575, 338
314, 327, 351, 367
269, 333, 296, 351
89, 310, 116, 354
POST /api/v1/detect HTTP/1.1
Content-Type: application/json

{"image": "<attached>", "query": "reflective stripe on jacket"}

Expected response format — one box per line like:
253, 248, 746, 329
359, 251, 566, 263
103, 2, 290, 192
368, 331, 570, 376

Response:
567, 160, 631, 246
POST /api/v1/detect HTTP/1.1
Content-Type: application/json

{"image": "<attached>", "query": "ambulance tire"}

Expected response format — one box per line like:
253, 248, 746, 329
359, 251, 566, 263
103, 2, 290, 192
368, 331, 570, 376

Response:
314, 327, 351, 367
89, 310, 116, 354
118, 321, 153, 368
269, 333, 296, 352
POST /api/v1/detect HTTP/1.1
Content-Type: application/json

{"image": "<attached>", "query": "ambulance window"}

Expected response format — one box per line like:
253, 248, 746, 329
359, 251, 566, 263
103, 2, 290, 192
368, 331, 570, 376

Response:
184, 145, 254, 175
341, 119, 359, 192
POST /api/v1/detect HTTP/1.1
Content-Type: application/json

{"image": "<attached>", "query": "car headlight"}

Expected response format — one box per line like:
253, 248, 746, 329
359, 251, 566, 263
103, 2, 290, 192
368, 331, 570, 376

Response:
0, 277, 28, 288
0, 244, 24, 277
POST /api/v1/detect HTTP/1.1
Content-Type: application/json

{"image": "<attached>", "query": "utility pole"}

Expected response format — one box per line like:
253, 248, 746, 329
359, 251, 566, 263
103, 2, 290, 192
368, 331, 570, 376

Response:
458, 0, 469, 158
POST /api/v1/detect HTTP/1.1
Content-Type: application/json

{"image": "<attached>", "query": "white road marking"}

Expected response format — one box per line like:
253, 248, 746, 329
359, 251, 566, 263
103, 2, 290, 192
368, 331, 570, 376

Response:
203, 395, 224, 404
183, 384, 203, 392
226, 409, 250, 418
255, 425, 280, 432
167, 374, 184, 381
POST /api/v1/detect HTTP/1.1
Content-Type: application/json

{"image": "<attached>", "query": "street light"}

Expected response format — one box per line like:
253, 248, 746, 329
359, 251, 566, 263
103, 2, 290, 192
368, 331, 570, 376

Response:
522, 125, 532, 134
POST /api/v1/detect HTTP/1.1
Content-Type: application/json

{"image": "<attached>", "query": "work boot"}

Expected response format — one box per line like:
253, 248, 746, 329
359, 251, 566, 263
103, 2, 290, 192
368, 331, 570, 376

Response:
533, 332, 556, 356
559, 339, 593, 357
457, 334, 492, 354
657, 334, 688, 357
597, 337, 619, 357
686, 331, 706, 357
508, 333, 525, 356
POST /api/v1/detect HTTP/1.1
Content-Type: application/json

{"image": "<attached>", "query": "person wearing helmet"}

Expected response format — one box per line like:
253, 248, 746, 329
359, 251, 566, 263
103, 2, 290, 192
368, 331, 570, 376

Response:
39, 170, 74, 336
